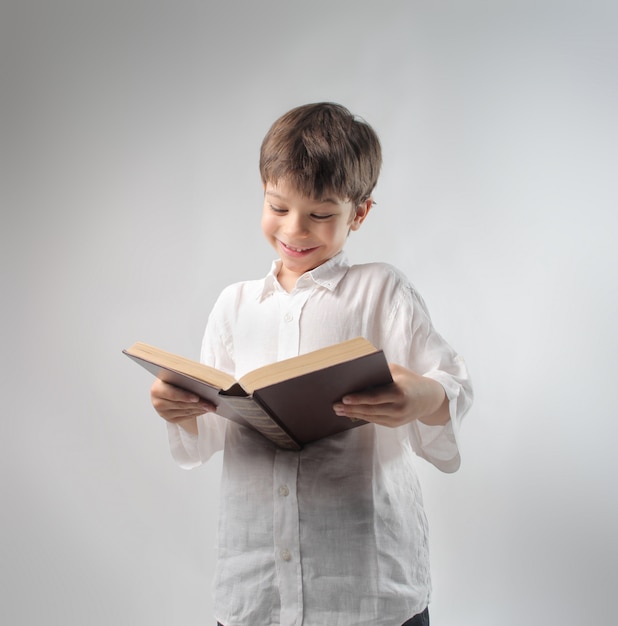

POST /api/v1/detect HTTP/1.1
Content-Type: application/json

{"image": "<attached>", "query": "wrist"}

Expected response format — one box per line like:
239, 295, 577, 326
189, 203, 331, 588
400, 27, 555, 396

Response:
418, 379, 450, 426
175, 416, 199, 435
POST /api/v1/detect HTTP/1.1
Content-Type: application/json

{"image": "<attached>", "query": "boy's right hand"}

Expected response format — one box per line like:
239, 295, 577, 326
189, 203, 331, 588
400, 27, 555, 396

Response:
150, 378, 216, 435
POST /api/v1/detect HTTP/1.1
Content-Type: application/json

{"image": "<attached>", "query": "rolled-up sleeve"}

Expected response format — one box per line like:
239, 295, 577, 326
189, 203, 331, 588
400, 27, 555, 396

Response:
410, 355, 473, 472
167, 412, 227, 468
386, 278, 473, 473
166, 289, 236, 469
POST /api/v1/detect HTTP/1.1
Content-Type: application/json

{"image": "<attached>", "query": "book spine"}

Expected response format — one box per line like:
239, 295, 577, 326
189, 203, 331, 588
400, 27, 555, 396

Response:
222, 397, 301, 451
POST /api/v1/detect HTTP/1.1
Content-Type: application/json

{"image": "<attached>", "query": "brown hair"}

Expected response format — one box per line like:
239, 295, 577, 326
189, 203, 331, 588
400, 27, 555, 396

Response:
259, 102, 382, 206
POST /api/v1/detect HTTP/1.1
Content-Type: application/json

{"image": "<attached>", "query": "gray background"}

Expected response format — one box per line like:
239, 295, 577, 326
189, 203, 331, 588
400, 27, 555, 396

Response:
2, 1, 617, 624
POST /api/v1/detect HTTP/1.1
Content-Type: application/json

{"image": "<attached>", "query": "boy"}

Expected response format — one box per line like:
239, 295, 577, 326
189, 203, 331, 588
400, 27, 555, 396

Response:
151, 102, 473, 626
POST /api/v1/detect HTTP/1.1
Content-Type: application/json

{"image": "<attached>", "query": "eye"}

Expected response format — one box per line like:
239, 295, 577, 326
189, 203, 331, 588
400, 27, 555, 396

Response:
269, 204, 287, 215
310, 213, 334, 220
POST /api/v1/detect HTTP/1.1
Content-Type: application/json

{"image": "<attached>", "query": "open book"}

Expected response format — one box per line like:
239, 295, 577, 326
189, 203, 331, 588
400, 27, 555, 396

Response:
123, 337, 393, 450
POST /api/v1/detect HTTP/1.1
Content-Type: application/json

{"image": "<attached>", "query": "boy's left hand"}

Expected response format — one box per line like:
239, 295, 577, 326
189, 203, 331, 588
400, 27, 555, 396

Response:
333, 363, 450, 427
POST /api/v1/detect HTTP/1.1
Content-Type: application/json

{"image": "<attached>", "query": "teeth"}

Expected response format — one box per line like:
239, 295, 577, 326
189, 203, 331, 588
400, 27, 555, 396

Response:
285, 243, 310, 252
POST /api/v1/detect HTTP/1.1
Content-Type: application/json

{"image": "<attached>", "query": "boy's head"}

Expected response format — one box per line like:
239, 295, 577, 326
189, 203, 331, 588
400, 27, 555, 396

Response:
259, 102, 382, 206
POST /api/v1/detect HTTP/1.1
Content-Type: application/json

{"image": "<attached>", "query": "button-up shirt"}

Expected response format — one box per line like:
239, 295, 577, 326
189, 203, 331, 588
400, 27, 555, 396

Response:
168, 252, 473, 626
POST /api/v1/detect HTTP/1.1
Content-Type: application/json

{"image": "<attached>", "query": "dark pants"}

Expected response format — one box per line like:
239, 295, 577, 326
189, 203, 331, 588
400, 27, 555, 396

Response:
217, 606, 429, 626
403, 606, 430, 625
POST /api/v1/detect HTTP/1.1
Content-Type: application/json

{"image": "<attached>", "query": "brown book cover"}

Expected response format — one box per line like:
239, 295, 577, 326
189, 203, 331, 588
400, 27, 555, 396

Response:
123, 337, 393, 450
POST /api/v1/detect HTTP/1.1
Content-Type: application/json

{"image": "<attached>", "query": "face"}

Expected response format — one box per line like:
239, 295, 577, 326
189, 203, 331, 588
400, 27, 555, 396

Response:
262, 179, 370, 291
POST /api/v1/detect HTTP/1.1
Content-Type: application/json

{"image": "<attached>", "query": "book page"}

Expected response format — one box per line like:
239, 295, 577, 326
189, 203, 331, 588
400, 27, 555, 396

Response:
125, 342, 237, 390
238, 337, 377, 393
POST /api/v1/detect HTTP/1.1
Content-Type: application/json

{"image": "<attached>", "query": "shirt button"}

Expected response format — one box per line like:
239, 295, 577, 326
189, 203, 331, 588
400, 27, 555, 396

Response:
283, 312, 293, 322
281, 549, 292, 562
278, 485, 290, 497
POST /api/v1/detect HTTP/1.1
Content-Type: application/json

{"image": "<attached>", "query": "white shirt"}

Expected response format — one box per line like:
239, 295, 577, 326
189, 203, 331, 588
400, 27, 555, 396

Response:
168, 252, 473, 626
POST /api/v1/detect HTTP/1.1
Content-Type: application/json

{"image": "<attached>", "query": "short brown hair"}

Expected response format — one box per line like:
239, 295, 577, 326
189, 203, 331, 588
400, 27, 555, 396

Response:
259, 102, 382, 206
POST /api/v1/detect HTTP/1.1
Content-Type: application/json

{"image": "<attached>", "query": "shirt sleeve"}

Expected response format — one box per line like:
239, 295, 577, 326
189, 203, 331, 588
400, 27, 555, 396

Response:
166, 412, 227, 468
166, 289, 237, 468
386, 276, 473, 473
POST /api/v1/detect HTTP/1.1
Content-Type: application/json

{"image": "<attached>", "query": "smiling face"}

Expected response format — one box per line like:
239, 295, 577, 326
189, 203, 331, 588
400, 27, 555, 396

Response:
262, 179, 371, 291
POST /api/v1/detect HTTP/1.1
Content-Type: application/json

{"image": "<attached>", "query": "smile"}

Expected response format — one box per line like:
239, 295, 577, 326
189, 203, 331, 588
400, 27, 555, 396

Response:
280, 241, 318, 254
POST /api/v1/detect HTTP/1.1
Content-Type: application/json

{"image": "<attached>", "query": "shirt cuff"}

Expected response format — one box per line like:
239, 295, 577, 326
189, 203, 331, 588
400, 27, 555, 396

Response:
412, 419, 461, 473
409, 370, 468, 473
166, 421, 203, 469
166, 412, 227, 469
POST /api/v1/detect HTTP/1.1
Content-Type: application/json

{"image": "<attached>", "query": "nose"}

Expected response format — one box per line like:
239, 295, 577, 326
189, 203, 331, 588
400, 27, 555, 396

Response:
284, 211, 310, 237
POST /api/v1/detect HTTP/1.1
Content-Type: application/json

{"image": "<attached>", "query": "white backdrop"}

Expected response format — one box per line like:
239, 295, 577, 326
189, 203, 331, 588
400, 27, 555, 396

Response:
2, 1, 617, 625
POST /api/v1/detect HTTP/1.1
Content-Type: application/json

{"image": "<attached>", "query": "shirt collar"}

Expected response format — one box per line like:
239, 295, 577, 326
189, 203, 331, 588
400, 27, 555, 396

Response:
260, 251, 350, 300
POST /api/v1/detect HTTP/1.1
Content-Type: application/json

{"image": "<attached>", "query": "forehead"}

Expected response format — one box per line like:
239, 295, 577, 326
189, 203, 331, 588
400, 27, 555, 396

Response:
264, 180, 346, 205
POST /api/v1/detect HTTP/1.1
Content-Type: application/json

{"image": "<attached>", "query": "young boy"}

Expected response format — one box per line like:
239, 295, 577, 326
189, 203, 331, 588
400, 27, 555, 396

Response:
151, 103, 473, 626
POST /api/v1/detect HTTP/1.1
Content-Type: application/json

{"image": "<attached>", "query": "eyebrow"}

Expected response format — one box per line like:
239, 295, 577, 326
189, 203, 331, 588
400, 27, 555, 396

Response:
265, 191, 340, 205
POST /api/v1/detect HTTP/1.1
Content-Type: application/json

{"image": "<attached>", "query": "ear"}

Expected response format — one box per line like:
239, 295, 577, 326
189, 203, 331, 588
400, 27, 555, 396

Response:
349, 198, 373, 231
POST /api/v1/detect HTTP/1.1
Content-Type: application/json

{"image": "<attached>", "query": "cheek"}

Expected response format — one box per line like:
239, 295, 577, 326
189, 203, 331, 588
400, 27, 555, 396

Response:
261, 212, 274, 235
331, 223, 350, 243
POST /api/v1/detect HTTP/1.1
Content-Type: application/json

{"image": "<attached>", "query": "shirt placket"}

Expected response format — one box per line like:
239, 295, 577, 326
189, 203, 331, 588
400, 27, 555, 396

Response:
273, 286, 312, 625
273, 451, 302, 625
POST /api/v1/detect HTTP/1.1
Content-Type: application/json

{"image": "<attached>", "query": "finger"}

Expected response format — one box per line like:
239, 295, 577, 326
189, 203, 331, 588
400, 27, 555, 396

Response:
345, 409, 411, 428
334, 399, 410, 422
155, 399, 215, 415
156, 400, 210, 414
160, 409, 206, 422
156, 404, 214, 422
334, 408, 405, 428
340, 386, 399, 406
151, 379, 204, 404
